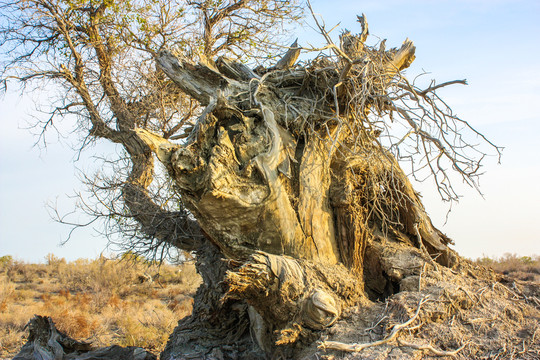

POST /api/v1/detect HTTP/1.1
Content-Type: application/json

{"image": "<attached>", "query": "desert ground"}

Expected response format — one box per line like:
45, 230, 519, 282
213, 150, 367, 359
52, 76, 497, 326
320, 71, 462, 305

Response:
0, 254, 201, 358
1, 253, 538, 358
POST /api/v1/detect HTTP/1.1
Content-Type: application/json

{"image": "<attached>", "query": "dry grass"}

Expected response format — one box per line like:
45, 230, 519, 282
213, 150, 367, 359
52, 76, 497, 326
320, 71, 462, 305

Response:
474, 253, 540, 282
0, 254, 201, 358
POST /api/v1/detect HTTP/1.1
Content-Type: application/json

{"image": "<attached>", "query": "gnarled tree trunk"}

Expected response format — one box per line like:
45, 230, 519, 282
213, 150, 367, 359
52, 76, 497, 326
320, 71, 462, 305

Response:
7, 2, 537, 355
132, 29, 459, 357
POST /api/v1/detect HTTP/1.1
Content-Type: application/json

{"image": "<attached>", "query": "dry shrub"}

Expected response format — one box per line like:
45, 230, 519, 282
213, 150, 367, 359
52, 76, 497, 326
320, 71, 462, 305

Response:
475, 254, 540, 282
45, 253, 67, 274
0, 255, 14, 270
73, 292, 93, 312
5, 259, 50, 285
111, 299, 185, 352
169, 296, 194, 318
0, 276, 15, 311
0, 302, 36, 355
107, 293, 122, 308
174, 262, 200, 291
0, 327, 23, 357
58, 256, 138, 293
0, 255, 201, 358
53, 311, 100, 339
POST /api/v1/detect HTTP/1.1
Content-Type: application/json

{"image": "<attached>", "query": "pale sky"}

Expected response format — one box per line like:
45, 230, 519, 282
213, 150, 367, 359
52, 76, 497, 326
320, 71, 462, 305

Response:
1, 0, 539, 262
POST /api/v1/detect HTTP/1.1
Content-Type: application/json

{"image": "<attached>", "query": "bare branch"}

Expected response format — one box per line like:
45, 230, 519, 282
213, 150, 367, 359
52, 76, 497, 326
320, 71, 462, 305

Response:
397, 340, 469, 358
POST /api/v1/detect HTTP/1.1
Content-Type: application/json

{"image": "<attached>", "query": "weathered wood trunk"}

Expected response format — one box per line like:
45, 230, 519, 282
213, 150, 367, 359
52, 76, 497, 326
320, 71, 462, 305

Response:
134, 30, 464, 358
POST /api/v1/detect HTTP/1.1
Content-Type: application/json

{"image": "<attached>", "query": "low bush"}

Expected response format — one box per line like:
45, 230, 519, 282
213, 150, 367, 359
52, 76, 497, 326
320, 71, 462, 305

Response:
0, 255, 201, 358
474, 253, 540, 281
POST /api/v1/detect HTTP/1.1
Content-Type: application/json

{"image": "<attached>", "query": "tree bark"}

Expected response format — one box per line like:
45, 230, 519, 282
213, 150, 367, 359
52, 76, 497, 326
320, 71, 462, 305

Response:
134, 35, 465, 356
161, 242, 264, 359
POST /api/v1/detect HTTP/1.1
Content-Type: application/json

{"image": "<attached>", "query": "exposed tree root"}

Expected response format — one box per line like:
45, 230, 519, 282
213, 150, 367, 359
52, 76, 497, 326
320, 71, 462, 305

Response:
397, 340, 468, 358
318, 295, 429, 352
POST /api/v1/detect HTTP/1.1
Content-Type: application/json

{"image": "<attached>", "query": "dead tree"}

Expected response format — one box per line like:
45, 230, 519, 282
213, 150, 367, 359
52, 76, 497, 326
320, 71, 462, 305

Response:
132, 12, 535, 360
4, 1, 539, 359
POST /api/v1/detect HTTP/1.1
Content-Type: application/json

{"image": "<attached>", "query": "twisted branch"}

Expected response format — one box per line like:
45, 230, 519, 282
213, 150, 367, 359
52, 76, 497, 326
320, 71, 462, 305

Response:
319, 295, 430, 352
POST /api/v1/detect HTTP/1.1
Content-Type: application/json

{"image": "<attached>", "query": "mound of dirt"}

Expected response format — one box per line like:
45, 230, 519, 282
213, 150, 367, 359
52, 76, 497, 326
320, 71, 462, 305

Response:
299, 260, 540, 359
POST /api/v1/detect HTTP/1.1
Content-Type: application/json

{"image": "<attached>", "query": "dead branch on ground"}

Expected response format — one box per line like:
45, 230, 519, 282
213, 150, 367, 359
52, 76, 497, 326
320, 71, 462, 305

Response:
318, 295, 429, 352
